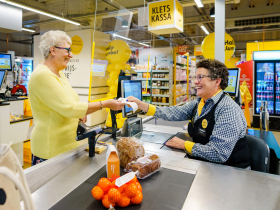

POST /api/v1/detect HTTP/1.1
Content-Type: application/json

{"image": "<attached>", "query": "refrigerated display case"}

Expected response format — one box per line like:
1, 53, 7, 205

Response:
253, 51, 280, 130
15, 57, 33, 94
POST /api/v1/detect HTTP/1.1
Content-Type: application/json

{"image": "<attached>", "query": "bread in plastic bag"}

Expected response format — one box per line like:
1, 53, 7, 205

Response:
124, 154, 161, 179
116, 137, 145, 168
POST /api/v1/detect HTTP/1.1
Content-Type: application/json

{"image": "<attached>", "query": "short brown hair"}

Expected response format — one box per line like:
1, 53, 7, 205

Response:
196, 59, 229, 90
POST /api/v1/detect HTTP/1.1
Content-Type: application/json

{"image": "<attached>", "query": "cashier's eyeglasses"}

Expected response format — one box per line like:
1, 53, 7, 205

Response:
54, 46, 72, 54
194, 74, 212, 82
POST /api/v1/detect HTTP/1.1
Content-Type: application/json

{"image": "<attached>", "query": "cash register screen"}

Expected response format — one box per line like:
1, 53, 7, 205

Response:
224, 68, 240, 97
0, 53, 12, 71
0, 70, 7, 89
121, 80, 142, 118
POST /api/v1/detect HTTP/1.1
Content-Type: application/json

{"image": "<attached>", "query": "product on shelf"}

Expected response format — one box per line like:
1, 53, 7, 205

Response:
152, 97, 158, 102
157, 81, 161, 87
143, 73, 150, 78
116, 137, 145, 168
158, 97, 162, 102
155, 89, 160, 94
162, 97, 166, 103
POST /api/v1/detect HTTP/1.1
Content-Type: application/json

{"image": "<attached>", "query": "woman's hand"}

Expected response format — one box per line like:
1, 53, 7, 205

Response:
79, 115, 87, 123
127, 96, 149, 112
103, 99, 125, 111
165, 136, 185, 150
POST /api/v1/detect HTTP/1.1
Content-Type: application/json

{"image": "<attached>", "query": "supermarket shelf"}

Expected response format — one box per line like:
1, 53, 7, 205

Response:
152, 86, 169, 89
256, 90, 274, 92
152, 78, 169, 81
175, 63, 187, 66
152, 102, 169, 105
142, 94, 170, 97
142, 86, 169, 89
135, 70, 169, 73
136, 78, 169, 81
136, 78, 151, 80
153, 94, 169, 97
176, 80, 187, 82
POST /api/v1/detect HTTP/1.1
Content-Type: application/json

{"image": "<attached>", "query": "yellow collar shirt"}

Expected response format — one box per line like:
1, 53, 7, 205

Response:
28, 64, 88, 159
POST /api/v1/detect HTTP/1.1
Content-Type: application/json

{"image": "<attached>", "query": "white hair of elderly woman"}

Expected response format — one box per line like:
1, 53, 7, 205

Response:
39, 30, 72, 58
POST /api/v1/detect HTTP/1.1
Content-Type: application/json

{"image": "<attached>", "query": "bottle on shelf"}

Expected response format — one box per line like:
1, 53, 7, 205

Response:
277, 83, 279, 92
276, 73, 278, 81
264, 73, 267, 81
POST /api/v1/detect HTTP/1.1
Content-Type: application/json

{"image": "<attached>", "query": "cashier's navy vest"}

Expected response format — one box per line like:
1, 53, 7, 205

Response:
187, 93, 251, 169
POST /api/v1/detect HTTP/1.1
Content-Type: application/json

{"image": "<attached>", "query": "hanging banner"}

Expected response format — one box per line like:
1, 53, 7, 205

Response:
194, 45, 203, 56
178, 45, 188, 55
148, 0, 183, 35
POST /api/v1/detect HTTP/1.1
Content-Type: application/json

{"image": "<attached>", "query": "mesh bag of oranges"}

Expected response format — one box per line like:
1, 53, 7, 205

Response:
91, 173, 143, 209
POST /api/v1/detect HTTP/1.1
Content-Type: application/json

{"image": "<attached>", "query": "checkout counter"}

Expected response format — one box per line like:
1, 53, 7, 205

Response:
23, 115, 280, 210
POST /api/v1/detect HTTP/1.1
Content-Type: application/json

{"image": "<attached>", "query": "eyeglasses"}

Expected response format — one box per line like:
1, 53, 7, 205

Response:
194, 74, 212, 82
54, 46, 72, 54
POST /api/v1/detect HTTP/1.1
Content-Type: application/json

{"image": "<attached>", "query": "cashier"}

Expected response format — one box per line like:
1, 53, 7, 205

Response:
128, 59, 251, 169
29, 30, 125, 165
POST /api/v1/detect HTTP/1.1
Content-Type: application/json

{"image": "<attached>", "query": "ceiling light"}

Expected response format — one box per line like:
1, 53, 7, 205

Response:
139, 42, 149, 47
210, 7, 215, 17
1, 0, 80, 25
194, 0, 203, 8
22, 27, 35, 32
201, 26, 209, 35
113, 34, 131, 41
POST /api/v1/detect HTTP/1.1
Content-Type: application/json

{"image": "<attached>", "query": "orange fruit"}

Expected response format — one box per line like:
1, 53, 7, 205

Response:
135, 182, 142, 192
125, 183, 138, 198
117, 194, 130, 207
91, 186, 104, 200
102, 194, 115, 209
128, 175, 138, 184
111, 180, 124, 193
108, 188, 121, 203
98, 178, 111, 192
131, 190, 143, 204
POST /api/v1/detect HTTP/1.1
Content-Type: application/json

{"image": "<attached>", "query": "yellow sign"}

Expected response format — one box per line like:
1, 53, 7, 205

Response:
201, 33, 235, 61
105, 40, 131, 64
0, 58, 10, 69
246, 41, 280, 61
202, 119, 208, 129
148, 0, 183, 35
175, 0, 183, 29
71, 36, 83, 55
194, 45, 203, 56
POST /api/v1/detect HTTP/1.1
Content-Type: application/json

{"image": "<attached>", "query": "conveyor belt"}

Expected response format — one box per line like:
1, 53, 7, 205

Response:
50, 166, 195, 210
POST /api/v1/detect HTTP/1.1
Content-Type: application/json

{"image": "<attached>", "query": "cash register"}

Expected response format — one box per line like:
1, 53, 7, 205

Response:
224, 68, 242, 106
120, 80, 143, 137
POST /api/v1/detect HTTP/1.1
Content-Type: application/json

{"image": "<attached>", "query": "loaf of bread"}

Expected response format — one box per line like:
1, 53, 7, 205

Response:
116, 137, 145, 168
125, 154, 161, 179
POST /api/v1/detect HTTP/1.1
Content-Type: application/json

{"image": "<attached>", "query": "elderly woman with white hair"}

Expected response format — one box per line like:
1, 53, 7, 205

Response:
28, 30, 124, 165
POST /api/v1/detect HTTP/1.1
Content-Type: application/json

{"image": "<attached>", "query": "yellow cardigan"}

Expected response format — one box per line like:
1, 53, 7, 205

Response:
28, 64, 88, 159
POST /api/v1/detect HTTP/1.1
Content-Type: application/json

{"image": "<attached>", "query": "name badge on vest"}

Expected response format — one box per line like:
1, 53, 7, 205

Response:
202, 119, 208, 129
198, 128, 206, 137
